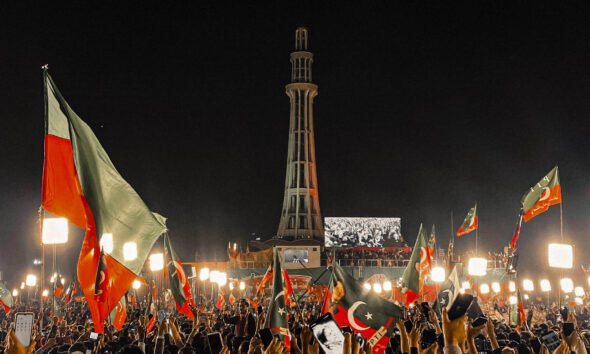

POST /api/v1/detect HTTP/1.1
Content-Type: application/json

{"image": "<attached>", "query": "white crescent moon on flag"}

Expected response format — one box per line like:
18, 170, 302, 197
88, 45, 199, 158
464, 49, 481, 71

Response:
174, 261, 187, 287
275, 290, 285, 302
348, 301, 370, 331
539, 187, 551, 202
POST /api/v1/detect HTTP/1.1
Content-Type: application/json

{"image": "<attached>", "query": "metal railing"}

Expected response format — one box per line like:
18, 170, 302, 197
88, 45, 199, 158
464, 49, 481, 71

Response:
336, 259, 410, 267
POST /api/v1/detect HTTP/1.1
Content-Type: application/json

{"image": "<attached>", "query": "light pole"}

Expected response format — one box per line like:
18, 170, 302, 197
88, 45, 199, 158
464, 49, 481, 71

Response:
41, 217, 68, 327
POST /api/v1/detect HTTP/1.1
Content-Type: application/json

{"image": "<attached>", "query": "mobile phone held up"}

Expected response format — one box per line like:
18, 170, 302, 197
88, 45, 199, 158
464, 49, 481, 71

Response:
421, 329, 437, 349
15, 313, 34, 347
562, 322, 575, 337
89, 332, 99, 341
207, 332, 224, 354
258, 328, 274, 349
310, 313, 345, 354
447, 294, 474, 321
472, 316, 488, 328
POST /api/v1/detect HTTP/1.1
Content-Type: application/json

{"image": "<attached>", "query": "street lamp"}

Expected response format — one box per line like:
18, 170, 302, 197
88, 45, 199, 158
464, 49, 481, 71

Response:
373, 283, 382, 294
492, 282, 501, 294
540, 279, 551, 292
217, 272, 227, 287
468, 257, 487, 276
239, 281, 246, 291
383, 281, 392, 291
548, 243, 573, 269
26, 274, 37, 287
363, 282, 371, 291
132, 280, 141, 290
480, 283, 490, 294
574, 287, 584, 297
12, 289, 18, 297
560, 278, 574, 293
210, 270, 220, 284
42, 218, 68, 244
42, 289, 49, 297
431, 267, 446, 282
462, 281, 471, 290
149, 253, 164, 271
523, 279, 534, 292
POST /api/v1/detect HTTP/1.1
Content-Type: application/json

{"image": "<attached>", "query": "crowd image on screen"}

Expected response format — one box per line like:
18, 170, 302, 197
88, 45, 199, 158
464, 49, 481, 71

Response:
324, 218, 402, 248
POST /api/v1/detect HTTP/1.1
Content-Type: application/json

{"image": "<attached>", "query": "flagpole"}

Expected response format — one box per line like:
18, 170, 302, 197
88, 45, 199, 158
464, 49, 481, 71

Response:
40, 65, 49, 331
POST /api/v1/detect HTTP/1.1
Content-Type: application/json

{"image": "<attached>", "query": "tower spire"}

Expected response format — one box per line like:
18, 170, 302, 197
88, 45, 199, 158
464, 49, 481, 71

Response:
277, 27, 324, 241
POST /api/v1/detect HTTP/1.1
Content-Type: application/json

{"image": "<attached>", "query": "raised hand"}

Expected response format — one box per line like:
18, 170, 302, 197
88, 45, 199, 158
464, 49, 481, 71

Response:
441, 307, 466, 348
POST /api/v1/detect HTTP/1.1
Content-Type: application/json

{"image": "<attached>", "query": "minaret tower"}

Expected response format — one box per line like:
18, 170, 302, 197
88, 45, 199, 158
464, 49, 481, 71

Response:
276, 27, 324, 241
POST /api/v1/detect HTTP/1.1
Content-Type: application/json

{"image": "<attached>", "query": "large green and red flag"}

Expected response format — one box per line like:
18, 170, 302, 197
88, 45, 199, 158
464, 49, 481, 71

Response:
511, 289, 526, 329
0, 282, 14, 314
331, 263, 404, 354
41, 71, 167, 333
456, 205, 478, 236
109, 295, 127, 331
263, 249, 290, 349
164, 234, 196, 319
401, 224, 431, 303
521, 166, 561, 222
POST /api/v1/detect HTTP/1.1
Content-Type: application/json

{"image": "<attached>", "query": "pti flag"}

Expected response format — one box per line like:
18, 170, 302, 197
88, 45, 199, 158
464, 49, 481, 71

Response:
41, 71, 167, 332
511, 289, 526, 329
94, 249, 110, 319
109, 295, 127, 331
401, 224, 431, 303
145, 280, 157, 334
521, 166, 561, 222
331, 263, 403, 354
509, 210, 524, 250
457, 205, 478, 236
164, 234, 195, 319
0, 282, 14, 314
263, 249, 290, 348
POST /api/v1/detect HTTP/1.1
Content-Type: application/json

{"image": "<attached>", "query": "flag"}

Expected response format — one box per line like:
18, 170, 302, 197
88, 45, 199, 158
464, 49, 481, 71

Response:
429, 225, 436, 249
283, 269, 294, 306
331, 263, 404, 354
321, 271, 335, 315
54, 275, 65, 298
511, 289, 526, 329
509, 210, 524, 250
457, 205, 478, 236
41, 71, 167, 333
109, 295, 127, 331
64, 280, 78, 305
521, 166, 562, 222
401, 224, 431, 303
229, 293, 236, 305
433, 266, 461, 315
164, 234, 195, 319
146, 280, 157, 334
263, 249, 290, 349
446, 236, 454, 270
0, 282, 14, 314
215, 289, 226, 310
256, 265, 273, 296
94, 249, 110, 320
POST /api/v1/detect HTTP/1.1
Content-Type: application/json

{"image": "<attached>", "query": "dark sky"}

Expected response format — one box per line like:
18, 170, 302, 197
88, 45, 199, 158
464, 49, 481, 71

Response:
2, 2, 590, 284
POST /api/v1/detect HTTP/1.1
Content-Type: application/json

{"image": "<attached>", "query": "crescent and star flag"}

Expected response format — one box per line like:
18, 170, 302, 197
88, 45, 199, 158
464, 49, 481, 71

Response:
0, 282, 14, 314
109, 295, 127, 331
216, 288, 226, 310
256, 265, 273, 296
146, 280, 157, 334
263, 248, 290, 349
41, 71, 167, 333
401, 224, 431, 304
64, 280, 78, 305
433, 266, 460, 315
511, 289, 526, 329
456, 205, 478, 236
94, 249, 110, 320
331, 263, 403, 354
521, 166, 561, 222
164, 234, 195, 319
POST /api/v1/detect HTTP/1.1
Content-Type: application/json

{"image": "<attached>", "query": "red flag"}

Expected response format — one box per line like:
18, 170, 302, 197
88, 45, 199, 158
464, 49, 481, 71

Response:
521, 166, 561, 222
456, 205, 478, 237
94, 250, 110, 321
509, 210, 524, 250
0, 299, 10, 314
216, 289, 226, 310
146, 281, 157, 334
320, 287, 332, 315
283, 270, 294, 306
229, 293, 236, 305
111, 298, 127, 331
256, 265, 273, 296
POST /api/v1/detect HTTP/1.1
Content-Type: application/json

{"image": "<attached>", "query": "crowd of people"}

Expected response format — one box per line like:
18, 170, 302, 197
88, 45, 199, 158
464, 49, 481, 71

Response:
326, 248, 412, 267
2, 290, 590, 354
324, 218, 403, 248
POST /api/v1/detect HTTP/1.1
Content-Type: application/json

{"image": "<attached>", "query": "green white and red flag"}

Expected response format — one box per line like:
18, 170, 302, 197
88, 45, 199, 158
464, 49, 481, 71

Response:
41, 71, 167, 333
109, 295, 127, 331
456, 205, 478, 237
331, 263, 404, 354
145, 280, 157, 334
164, 234, 196, 319
521, 166, 561, 222
401, 224, 431, 304
0, 282, 13, 314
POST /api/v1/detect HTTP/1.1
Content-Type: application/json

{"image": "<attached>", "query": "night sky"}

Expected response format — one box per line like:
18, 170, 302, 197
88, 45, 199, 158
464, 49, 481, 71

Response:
2, 2, 590, 284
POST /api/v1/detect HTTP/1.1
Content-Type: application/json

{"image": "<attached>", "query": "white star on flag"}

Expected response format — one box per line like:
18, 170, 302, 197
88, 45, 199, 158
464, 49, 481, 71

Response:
365, 312, 373, 320
278, 307, 286, 316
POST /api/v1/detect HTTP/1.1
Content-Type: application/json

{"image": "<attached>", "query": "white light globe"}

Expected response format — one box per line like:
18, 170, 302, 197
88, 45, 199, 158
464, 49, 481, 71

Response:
468, 257, 487, 276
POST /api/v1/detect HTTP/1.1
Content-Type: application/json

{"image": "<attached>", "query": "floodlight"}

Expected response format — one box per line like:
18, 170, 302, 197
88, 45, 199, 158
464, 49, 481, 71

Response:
383, 281, 392, 291
123, 242, 137, 261
431, 267, 446, 283
540, 279, 551, 292
132, 280, 141, 289
217, 272, 227, 286
42, 218, 68, 244
239, 281, 246, 290
462, 281, 471, 290
509, 281, 516, 292
480, 283, 490, 294
61, 277, 65, 285
468, 257, 487, 276
210, 270, 220, 284
12, 289, 18, 297
575, 286, 585, 297
492, 282, 501, 293
373, 283, 382, 294
25, 274, 37, 287
199, 268, 210, 281
575, 297, 584, 305
42, 289, 49, 297
100, 233, 113, 254
523, 279, 534, 292
149, 253, 164, 271
229, 282, 234, 291
548, 243, 573, 269
363, 282, 371, 291
524, 294, 530, 300
560, 278, 574, 293
509, 296, 517, 305
20, 282, 25, 290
